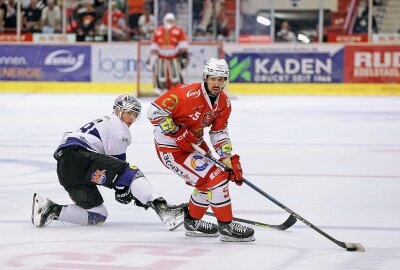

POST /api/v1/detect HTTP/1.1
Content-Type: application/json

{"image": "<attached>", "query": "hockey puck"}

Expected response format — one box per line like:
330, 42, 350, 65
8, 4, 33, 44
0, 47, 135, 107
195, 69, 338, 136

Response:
346, 247, 357, 251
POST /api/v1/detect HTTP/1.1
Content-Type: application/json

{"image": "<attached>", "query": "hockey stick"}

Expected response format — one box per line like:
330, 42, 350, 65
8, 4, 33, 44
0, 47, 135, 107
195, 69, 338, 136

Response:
191, 143, 365, 252
204, 211, 296, 230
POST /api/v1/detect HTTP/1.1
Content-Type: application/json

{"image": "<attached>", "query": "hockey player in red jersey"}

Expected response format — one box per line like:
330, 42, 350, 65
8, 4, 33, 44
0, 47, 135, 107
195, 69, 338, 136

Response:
147, 58, 255, 242
146, 12, 189, 94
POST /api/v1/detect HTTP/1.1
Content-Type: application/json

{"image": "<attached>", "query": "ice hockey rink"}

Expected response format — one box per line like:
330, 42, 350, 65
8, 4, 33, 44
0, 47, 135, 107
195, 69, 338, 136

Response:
1, 93, 400, 270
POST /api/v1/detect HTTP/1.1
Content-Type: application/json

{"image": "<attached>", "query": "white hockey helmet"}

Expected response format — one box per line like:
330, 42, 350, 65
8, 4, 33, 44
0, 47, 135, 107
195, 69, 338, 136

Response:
113, 94, 141, 119
163, 13, 175, 29
202, 58, 230, 81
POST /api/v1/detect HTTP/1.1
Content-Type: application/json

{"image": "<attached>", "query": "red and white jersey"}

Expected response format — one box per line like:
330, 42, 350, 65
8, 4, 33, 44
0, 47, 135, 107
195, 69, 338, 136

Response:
150, 25, 188, 59
147, 83, 233, 158
102, 9, 125, 31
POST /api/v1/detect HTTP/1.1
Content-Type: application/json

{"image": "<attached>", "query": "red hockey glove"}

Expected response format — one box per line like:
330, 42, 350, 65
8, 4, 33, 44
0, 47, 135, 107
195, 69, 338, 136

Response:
169, 126, 197, 152
228, 154, 243, 186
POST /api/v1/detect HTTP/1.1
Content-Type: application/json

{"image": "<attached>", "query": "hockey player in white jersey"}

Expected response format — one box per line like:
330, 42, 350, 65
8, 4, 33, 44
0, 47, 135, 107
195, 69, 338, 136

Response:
32, 94, 184, 230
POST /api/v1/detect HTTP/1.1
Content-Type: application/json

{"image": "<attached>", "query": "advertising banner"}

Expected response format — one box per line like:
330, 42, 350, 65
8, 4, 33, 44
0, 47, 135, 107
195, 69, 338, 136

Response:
33, 34, 77, 43
0, 33, 33, 42
327, 34, 368, 43
0, 44, 90, 81
344, 45, 400, 83
225, 44, 344, 83
91, 43, 222, 83
91, 44, 139, 83
372, 33, 400, 43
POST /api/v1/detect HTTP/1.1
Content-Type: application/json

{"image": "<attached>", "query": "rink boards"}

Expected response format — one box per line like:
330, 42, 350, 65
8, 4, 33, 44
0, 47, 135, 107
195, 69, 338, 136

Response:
0, 43, 399, 95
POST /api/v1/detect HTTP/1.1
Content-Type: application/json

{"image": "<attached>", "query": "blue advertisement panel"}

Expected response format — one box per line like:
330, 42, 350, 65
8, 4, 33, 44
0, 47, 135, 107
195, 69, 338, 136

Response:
225, 44, 344, 83
0, 44, 90, 81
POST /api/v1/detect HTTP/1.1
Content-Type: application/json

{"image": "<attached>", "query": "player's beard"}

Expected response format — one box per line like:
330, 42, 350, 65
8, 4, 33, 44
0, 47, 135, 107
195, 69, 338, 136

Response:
205, 83, 221, 97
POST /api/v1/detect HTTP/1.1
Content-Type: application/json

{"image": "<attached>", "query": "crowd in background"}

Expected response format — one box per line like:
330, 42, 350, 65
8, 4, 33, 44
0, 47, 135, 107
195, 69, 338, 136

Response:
0, 0, 234, 42
0, 0, 156, 41
0, 0, 391, 43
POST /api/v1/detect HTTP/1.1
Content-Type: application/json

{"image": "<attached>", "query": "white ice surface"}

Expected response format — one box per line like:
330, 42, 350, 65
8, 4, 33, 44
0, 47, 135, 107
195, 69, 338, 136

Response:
1, 94, 400, 270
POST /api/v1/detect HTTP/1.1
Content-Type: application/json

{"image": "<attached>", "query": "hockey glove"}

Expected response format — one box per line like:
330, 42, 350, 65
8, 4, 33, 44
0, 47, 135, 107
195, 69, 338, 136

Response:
114, 185, 133, 204
224, 154, 243, 186
169, 126, 197, 152
178, 51, 189, 69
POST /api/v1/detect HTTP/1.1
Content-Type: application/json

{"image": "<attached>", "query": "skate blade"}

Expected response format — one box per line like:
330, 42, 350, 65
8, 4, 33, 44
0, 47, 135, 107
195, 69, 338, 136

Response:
220, 235, 256, 242
185, 231, 220, 237
32, 193, 44, 227
31, 193, 37, 225
166, 218, 184, 231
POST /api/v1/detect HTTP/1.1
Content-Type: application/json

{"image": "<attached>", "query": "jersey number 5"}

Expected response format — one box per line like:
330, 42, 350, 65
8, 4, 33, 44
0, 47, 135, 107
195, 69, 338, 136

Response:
189, 112, 201, 121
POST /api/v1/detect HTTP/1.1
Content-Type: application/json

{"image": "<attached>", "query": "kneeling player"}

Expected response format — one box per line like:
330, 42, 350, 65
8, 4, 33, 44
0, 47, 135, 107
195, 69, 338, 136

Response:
32, 94, 185, 230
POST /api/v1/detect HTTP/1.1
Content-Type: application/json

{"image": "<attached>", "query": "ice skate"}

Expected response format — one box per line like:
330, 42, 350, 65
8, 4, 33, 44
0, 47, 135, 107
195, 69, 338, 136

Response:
218, 221, 255, 242
149, 197, 185, 231
184, 207, 219, 237
31, 193, 62, 228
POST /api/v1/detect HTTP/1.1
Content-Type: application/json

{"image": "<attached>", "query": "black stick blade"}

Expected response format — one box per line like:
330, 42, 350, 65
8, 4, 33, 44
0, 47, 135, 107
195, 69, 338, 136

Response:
276, 215, 297, 230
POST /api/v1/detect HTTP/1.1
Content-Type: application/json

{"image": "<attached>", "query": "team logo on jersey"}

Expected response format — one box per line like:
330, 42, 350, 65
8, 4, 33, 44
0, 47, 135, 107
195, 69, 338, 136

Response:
190, 155, 210, 171
187, 89, 201, 98
162, 153, 196, 185
209, 167, 223, 180
91, 170, 106, 184
162, 94, 179, 110
201, 111, 215, 126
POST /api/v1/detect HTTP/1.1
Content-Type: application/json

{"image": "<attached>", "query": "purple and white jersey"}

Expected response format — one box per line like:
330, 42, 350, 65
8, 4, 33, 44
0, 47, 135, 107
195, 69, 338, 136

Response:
55, 113, 131, 161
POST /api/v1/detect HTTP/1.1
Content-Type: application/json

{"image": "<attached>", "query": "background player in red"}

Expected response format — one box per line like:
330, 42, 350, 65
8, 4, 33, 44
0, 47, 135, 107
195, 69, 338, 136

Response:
146, 12, 189, 94
147, 58, 255, 242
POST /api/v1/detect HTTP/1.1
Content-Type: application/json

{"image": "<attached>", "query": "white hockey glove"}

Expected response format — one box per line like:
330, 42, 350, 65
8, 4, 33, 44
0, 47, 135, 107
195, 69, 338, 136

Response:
145, 54, 157, 69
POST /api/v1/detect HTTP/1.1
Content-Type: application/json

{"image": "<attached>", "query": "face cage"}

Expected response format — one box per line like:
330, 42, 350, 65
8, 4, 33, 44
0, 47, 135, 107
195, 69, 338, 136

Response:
115, 106, 142, 122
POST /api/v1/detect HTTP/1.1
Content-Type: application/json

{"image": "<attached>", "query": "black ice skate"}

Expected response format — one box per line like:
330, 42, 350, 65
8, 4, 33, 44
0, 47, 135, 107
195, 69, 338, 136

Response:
149, 197, 185, 231
218, 221, 255, 242
184, 207, 219, 237
31, 193, 62, 228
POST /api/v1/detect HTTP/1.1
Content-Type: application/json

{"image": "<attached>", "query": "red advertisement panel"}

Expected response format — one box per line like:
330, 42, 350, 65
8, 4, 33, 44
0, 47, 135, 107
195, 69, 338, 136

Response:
327, 34, 368, 43
239, 35, 271, 43
344, 45, 400, 83
0, 33, 33, 42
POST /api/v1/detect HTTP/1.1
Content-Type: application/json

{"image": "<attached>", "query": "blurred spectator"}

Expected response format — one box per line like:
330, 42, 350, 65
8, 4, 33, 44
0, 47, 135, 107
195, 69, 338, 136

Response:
99, 0, 127, 41
276, 21, 297, 42
2, 0, 17, 32
93, 0, 106, 20
23, 0, 42, 33
137, 4, 154, 39
353, 0, 378, 34
196, 0, 229, 40
0, 0, 6, 32
127, 0, 144, 38
75, 0, 97, 40
146, 0, 154, 14
192, 0, 204, 28
41, 0, 61, 33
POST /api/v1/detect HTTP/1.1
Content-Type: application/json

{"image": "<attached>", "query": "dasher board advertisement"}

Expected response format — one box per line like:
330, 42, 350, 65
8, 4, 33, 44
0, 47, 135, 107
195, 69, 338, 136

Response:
224, 44, 344, 83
